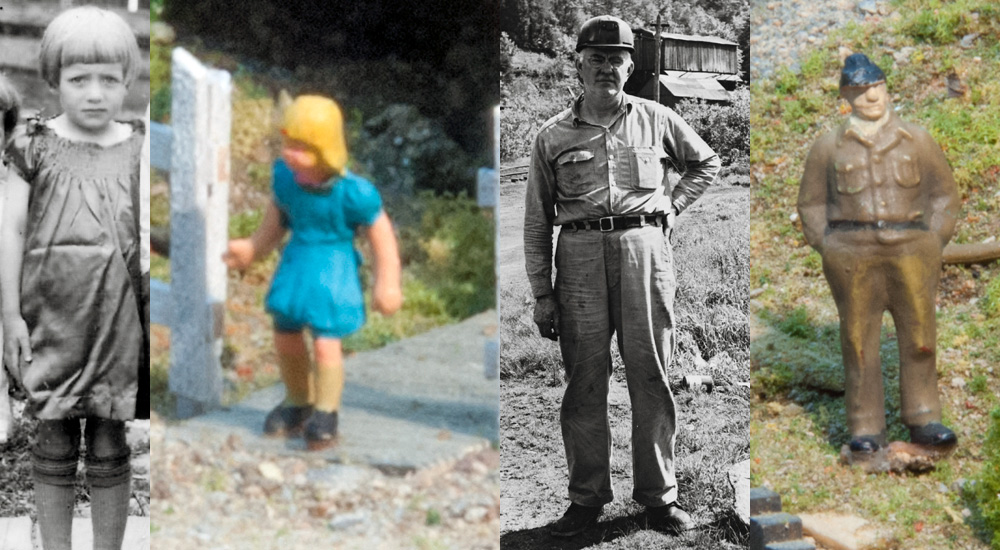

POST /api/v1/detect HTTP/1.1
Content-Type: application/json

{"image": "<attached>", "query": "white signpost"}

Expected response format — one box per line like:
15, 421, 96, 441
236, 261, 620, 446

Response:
149, 48, 231, 418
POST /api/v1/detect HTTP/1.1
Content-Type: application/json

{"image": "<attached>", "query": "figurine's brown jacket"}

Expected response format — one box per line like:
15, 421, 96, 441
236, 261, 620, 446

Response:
798, 112, 960, 254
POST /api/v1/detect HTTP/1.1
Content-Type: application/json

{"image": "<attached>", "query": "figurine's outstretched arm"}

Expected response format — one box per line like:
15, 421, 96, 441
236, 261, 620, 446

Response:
222, 199, 288, 271
798, 134, 833, 254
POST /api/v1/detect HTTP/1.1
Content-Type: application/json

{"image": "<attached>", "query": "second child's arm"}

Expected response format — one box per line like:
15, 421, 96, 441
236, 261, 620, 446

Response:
366, 212, 402, 316
222, 199, 288, 270
1, 171, 33, 368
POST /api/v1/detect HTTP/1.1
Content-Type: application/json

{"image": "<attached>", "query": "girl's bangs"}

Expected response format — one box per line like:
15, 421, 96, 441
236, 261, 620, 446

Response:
59, 31, 135, 75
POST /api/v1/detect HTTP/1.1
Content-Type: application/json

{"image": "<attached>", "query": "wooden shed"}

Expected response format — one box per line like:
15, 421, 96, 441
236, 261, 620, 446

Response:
625, 29, 740, 108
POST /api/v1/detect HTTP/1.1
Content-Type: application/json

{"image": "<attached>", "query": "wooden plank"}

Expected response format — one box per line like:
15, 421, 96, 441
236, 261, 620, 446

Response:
149, 121, 172, 171
0, 36, 152, 76
0, 517, 32, 550
0, 4, 150, 39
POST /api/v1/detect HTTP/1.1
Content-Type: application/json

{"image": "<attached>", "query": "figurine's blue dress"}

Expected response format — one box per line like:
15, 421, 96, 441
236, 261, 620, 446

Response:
265, 160, 382, 338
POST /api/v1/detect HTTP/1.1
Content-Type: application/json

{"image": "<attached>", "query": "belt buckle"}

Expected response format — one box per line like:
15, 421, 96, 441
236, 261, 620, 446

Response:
598, 217, 614, 232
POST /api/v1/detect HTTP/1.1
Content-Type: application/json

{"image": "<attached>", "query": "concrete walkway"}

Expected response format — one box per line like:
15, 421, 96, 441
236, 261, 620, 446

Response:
166, 311, 500, 470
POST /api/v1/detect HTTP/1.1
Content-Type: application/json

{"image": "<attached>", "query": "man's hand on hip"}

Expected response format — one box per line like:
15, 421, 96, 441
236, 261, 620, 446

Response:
534, 294, 560, 341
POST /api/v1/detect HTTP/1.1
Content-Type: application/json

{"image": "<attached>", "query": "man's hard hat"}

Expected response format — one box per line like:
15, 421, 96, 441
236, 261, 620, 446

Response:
282, 95, 349, 175
576, 15, 634, 53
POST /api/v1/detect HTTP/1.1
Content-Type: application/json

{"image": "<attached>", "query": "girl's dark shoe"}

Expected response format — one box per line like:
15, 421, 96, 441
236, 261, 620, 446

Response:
304, 410, 339, 451
262, 404, 313, 437
909, 422, 957, 447
848, 434, 885, 453
549, 503, 603, 538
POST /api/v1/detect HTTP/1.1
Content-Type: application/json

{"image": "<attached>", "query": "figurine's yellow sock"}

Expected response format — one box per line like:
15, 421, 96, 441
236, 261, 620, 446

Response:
314, 359, 344, 413
278, 352, 314, 407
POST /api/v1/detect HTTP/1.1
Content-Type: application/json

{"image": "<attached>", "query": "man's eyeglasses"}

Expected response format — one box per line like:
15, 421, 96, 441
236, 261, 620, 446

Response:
585, 54, 627, 68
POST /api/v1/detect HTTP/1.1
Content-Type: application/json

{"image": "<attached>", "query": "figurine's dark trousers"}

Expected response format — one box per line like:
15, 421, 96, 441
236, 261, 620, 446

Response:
554, 225, 678, 508
821, 228, 944, 439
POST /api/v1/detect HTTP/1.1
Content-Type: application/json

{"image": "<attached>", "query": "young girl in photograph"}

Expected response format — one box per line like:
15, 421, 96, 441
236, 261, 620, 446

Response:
0, 7, 144, 549
0, 73, 22, 444
223, 94, 402, 451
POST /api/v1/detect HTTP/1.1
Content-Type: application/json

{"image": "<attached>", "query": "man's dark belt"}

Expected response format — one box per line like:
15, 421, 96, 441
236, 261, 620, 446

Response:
826, 220, 928, 233
567, 214, 665, 232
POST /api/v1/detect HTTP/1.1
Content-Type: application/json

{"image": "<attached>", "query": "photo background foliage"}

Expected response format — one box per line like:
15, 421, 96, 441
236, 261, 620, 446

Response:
500, 0, 750, 165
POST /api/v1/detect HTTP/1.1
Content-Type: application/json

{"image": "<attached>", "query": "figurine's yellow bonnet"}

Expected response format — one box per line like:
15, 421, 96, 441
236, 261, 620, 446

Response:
282, 95, 348, 176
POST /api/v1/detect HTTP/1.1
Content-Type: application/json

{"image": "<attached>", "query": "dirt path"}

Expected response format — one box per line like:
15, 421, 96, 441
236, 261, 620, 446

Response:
151, 306, 501, 549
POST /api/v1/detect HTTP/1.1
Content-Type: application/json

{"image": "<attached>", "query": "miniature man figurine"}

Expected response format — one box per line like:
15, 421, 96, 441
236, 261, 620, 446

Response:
798, 53, 960, 454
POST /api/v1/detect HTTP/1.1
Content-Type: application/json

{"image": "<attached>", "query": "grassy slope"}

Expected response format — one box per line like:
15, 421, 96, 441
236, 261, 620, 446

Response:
750, 1, 1000, 547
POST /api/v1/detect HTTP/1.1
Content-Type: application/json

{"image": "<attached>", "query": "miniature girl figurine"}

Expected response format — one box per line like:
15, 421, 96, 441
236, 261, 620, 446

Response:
224, 95, 402, 451
0, 73, 22, 444
0, 8, 144, 549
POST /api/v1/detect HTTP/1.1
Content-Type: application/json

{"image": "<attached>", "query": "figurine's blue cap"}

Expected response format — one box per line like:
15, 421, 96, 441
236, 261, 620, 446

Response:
840, 53, 885, 88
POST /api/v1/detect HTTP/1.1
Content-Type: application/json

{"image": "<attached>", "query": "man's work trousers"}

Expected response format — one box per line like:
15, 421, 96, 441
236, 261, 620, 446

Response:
554, 224, 678, 508
821, 229, 944, 439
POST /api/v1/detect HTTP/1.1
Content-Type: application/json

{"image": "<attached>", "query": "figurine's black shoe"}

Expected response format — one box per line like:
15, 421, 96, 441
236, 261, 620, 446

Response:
909, 422, 957, 447
262, 403, 313, 437
549, 503, 603, 538
647, 503, 695, 534
304, 410, 339, 451
848, 436, 883, 453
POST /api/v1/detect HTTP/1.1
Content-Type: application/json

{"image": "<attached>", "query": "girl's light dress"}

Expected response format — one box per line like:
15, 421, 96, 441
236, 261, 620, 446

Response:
4, 119, 144, 421
265, 160, 382, 338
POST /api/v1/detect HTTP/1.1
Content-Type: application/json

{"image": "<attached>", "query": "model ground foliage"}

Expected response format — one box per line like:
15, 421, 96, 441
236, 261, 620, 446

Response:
148, 2, 497, 417
750, 0, 1000, 547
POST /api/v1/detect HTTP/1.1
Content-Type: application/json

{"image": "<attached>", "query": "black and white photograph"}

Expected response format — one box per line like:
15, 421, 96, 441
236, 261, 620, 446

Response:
499, 1, 750, 547
0, 0, 151, 548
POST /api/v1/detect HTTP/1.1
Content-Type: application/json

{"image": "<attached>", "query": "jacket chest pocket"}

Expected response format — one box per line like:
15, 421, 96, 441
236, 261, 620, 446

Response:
555, 149, 596, 196
892, 153, 921, 188
629, 146, 667, 190
835, 161, 866, 195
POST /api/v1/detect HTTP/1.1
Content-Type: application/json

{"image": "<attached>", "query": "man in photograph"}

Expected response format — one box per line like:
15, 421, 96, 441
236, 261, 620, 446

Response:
523, 14, 721, 538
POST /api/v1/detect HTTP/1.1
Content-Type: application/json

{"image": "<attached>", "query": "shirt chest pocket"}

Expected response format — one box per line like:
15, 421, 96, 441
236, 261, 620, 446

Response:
834, 161, 866, 195
555, 149, 596, 196
892, 153, 920, 188
629, 146, 667, 190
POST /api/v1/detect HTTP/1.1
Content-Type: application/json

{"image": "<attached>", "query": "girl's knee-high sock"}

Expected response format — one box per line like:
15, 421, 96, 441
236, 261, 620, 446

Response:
314, 359, 345, 413
35, 481, 75, 550
90, 478, 131, 550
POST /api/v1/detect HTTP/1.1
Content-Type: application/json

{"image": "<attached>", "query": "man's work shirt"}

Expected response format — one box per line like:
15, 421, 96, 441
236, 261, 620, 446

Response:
797, 111, 959, 251
524, 93, 720, 298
